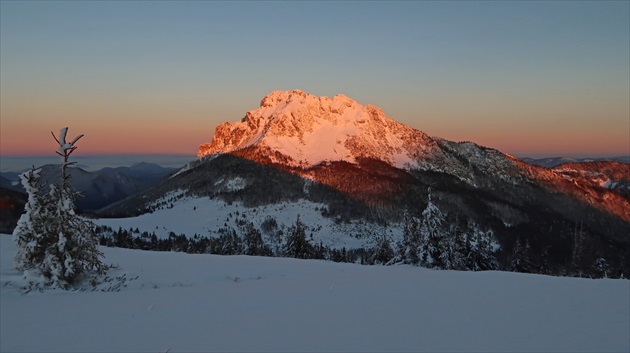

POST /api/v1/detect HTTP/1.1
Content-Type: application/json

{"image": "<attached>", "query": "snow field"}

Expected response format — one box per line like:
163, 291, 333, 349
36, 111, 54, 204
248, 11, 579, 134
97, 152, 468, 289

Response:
1, 235, 628, 352
94, 195, 388, 249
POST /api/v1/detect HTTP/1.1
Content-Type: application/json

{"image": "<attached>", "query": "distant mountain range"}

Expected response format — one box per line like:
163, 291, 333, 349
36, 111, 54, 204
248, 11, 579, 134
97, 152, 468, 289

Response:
0, 162, 177, 211
520, 156, 629, 168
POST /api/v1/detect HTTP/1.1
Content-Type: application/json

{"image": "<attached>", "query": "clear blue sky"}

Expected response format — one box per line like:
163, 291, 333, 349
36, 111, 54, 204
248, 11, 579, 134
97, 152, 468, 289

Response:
1, 1, 628, 157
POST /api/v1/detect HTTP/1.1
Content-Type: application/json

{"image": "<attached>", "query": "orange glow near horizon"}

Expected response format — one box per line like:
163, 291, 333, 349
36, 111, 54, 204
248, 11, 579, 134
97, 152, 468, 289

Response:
1, 73, 628, 158
1, 88, 629, 158
0, 121, 204, 156
1, 106, 627, 158
0, 124, 210, 156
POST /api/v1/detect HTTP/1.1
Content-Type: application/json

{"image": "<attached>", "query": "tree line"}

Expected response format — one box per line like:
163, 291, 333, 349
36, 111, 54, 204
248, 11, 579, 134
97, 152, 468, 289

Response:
94, 189, 502, 271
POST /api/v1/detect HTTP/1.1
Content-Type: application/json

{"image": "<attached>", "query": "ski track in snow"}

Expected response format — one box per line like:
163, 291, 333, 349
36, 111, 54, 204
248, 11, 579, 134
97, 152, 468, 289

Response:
1, 235, 628, 353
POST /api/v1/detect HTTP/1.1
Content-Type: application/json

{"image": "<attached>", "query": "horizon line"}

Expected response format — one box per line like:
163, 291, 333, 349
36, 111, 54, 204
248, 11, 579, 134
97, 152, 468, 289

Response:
0, 152, 196, 158
1, 152, 627, 160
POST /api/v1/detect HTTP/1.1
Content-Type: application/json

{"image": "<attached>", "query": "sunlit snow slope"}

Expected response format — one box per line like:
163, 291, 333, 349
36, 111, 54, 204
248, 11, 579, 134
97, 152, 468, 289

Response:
198, 89, 439, 168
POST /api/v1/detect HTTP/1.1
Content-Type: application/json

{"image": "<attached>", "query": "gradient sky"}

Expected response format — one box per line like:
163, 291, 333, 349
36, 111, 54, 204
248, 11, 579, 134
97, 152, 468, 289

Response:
1, 1, 628, 158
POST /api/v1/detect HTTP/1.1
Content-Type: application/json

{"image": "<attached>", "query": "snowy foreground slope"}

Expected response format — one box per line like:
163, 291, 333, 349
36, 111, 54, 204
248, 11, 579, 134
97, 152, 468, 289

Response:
1, 235, 628, 353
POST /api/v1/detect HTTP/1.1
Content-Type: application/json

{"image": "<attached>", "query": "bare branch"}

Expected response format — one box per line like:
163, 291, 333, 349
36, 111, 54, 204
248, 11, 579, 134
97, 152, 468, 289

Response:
70, 134, 84, 146
51, 131, 61, 146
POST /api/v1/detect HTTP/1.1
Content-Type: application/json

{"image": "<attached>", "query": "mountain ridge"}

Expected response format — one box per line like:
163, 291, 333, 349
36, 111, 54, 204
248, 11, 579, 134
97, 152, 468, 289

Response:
195, 89, 628, 222
2, 163, 178, 212
521, 156, 630, 168
198, 89, 442, 169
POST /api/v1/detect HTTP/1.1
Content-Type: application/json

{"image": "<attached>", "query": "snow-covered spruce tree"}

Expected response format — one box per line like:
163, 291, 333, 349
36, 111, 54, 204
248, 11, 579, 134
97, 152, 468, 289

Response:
392, 211, 421, 265
466, 222, 499, 271
437, 234, 456, 270
594, 258, 610, 278
13, 127, 104, 289
571, 221, 592, 277
509, 235, 528, 272
13, 167, 54, 271
446, 222, 467, 270
282, 215, 314, 259
243, 222, 271, 256
419, 188, 448, 268
369, 231, 394, 265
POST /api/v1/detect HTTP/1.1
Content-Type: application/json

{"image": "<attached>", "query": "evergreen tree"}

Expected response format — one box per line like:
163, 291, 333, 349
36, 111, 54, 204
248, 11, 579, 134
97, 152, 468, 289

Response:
282, 215, 314, 259
437, 235, 455, 270
13, 167, 53, 271
395, 211, 420, 265
571, 221, 591, 276
448, 223, 466, 270
539, 246, 552, 275
216, 228, 242, 255
467, 223, 499, 271
115, 227, 134, 248
594, 258, 610, 278
419, 188, 447, 268
369, 231, 394, 265
509, 235, 532, 273
243, 222, 271, 256
463, 227, 473, 268
12, 127, 104, 288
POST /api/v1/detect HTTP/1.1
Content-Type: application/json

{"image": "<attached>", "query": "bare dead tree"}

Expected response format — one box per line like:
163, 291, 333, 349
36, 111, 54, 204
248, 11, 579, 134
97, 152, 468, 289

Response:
51, 127, 84, 201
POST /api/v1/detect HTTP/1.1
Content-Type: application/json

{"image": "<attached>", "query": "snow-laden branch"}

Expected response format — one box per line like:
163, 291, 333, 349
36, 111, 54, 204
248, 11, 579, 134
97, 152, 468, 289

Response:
52, 127, 84, 157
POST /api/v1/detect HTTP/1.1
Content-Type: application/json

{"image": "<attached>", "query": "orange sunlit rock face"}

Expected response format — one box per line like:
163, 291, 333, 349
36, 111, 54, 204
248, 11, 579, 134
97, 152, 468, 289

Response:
511, 160, 630, 223
224, 146, 413, 208
197, 90, 438, 169
198, 90, 630, 223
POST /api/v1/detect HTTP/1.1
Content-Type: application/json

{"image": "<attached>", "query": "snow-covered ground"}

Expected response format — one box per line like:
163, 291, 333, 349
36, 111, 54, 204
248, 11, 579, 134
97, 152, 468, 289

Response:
1, 235, 628, 352
94, 195, 391, 249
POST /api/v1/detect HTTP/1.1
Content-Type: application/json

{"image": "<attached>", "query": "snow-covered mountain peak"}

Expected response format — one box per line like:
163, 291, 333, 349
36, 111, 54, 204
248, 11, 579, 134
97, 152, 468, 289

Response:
259, 89, 357, 111
199, 90, 437, 168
